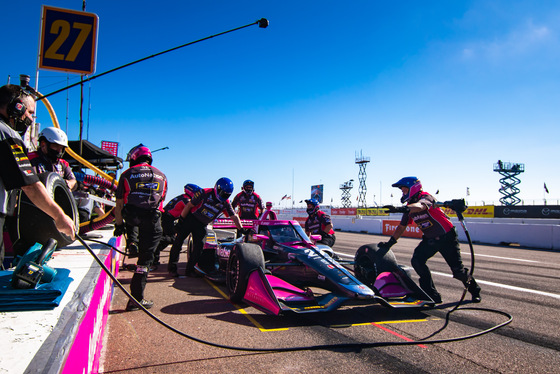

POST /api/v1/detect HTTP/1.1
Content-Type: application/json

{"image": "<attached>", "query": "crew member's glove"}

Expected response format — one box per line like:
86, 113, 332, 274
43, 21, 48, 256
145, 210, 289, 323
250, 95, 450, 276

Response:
113, 223, 125, 237
378, 236, 397, 249
383, 205, 410, 214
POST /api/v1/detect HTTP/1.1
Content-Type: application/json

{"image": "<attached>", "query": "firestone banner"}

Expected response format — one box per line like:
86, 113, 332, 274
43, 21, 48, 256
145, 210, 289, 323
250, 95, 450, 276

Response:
382, 220, 422, 238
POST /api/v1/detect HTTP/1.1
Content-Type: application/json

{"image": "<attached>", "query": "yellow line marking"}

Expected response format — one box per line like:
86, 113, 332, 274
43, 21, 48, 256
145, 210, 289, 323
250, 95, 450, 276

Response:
205, 278, 288, 332
330, 319, 428, 328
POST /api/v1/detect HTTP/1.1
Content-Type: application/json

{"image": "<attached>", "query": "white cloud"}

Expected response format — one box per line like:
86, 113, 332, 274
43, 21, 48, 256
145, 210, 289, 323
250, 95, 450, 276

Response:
461, 20, 556, 63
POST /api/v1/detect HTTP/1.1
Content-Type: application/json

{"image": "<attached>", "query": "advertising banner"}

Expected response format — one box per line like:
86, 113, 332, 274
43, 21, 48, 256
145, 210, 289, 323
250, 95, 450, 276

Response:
357, 208, 390, 216
311, 184, 324, 203
382, 220, 422, 238
494, 205, 560, 219
332, 208, 357, 216
441, 205, 494, 218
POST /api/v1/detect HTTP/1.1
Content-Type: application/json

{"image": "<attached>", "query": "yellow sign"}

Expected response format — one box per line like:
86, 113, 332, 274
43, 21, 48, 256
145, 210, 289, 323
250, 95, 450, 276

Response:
357, 208, 389, 216
442, 205, 495, 218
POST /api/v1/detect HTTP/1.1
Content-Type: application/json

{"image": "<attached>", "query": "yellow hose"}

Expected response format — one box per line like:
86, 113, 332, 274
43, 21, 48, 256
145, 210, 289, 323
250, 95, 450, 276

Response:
36, 91, 118, 184
35, 90, 118, 228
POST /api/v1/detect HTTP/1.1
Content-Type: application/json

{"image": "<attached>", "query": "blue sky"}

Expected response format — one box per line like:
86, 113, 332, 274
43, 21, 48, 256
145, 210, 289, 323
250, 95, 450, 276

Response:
3, 1, 559, 207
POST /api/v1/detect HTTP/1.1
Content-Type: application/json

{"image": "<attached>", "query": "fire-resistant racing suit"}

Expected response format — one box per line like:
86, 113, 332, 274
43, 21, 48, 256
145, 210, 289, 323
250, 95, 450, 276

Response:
115, 162, 167, 302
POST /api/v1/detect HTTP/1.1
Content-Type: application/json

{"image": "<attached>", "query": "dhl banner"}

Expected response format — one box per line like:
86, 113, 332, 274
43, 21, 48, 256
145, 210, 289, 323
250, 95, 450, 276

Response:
442, 205, 494, 218
382, 220, 422, 238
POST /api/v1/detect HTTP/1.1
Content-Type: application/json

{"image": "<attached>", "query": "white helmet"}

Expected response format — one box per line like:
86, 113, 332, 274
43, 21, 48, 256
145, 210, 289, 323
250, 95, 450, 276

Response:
38, 127, 68, 147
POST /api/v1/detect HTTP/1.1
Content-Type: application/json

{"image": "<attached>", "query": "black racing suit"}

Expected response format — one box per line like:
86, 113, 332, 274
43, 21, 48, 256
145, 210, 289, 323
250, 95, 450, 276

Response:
0, 116, 40, 267
155, 192, 193, 263
400, 192, 480, 301
168, 188, 235, 274
116, 163, 167, 301
231, 191, 263, 219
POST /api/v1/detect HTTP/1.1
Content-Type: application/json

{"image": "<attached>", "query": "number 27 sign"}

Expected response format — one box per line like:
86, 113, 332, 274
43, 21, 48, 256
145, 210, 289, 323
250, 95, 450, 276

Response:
39, 5, 99, 75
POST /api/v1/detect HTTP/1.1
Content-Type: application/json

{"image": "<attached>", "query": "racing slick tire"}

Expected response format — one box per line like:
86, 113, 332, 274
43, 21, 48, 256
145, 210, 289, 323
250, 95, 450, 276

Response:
226, 243, 265, 303
15, 172, 79, 252
186, 233, 193, 255
354, 244, 399, 290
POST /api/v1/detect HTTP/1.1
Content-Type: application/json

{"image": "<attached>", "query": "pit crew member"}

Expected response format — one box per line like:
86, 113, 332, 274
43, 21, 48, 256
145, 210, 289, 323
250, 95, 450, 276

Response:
114, 145, 167, 311
260, 201, 278, 220
154, 183, 201, 265
28, 126, 77, 191
231, 179, 264, 219
304, 198, 336, 247
168, 177, 247, 277
381, 176, 481, 304
0, 84, 75, 267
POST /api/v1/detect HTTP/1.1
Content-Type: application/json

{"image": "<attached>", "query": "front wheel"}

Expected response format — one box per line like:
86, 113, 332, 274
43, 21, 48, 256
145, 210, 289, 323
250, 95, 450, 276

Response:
226, 243, 265, 303
354, 244, 398, 289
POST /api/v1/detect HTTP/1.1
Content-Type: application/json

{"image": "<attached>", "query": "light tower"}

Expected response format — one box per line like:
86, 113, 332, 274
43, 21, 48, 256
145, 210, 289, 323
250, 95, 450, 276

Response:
493, 160, 525, 206
355, 151, 370, 208
339, 179, 353, 207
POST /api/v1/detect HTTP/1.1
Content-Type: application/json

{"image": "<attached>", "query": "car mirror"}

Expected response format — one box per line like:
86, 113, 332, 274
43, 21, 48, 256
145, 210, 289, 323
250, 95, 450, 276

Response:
310, 234, 322, 242
254, 234, 269, 241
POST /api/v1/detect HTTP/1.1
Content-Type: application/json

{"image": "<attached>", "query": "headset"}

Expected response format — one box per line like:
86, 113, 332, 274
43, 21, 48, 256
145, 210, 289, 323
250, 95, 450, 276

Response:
6, 87, 31, 120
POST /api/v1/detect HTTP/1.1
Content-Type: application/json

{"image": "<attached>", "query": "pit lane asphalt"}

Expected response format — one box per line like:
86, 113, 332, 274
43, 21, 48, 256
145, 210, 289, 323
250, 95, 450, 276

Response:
99, 231, 560, 373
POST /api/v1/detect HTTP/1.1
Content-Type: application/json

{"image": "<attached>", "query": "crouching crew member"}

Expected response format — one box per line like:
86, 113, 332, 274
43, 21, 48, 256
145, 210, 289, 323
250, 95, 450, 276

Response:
114, 145, 167, 311
381, 176, 481, 304
154, 183, 201, 265
304, 198, 336, 247
168, 177, 247, 277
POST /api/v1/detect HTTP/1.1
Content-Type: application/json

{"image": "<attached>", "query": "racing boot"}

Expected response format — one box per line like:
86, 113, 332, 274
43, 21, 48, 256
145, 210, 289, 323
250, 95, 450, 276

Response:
126, 298, 154, 311
468, 278, 482, 303
428, 292, 442, 304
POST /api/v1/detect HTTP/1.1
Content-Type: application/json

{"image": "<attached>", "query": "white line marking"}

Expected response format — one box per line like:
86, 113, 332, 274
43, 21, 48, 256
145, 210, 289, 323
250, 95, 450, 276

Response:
432, 271, 560, 300
335, 251, 560, 299
460, 252, 540, 263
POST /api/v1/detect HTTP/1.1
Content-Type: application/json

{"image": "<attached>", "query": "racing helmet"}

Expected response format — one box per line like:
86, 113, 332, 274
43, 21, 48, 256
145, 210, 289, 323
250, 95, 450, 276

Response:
242, 179, 254, 194
38, 127, 68, 147
266, 201, 273, 208
392, 176, 422, 203
184, 183, 201, 197
305, 198, 320, 215
128, 145, 152, 166
214, 177, 234, 202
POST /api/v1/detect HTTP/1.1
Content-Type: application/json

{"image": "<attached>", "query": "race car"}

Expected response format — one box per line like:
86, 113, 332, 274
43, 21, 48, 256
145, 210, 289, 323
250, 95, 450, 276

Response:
189, 218, 435, 315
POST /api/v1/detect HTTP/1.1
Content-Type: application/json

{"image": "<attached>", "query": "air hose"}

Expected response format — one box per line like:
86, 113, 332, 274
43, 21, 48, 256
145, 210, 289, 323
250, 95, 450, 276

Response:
76, 234, 512, 353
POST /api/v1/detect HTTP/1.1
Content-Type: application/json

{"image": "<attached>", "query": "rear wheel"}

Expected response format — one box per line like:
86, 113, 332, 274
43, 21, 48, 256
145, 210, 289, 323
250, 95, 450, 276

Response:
354, 244, 398, 289
226, 243, 265, 303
